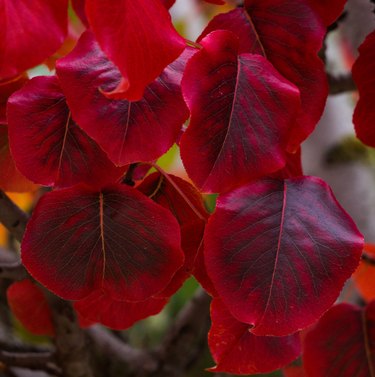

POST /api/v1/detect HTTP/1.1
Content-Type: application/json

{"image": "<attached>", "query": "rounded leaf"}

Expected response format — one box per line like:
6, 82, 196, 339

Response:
22, 184, 184, 301
205, 176, 363, 335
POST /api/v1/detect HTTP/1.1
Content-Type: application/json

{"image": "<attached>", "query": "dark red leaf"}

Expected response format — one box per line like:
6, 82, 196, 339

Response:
353, 30, 375, 147
161, 0, 176, 9
208, 298, 301, 374
204, 0, 225, 4
21, 184, 183, 302
7, 75, 125, 189
7, 280, 54, 336
56, 31, 190, 166
303, 301, 375, 376
0, 124, 37, 192
138, 172, 208, 296
72, 0, 89, 27
86, 0, 186, 101
270, 149, 303, 180
74, 290, 167, 330
204, 176, 363, 336
307, 0, 347, 26
181, 30, 300, 193
199, 1, 327, 151
0, 0, 68, 80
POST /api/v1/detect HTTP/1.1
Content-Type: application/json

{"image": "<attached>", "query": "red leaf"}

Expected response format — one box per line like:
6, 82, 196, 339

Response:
303, 302, 375, 376
208, 298, 301, 374
7, 280, 54, 336
0, 124, 37, 193
74, 290, 167, 330
271, 149, 303, 180
86, 0, 186, 101
353, 30, 375, 148
161, 0, 176, 9
307, 0, 347, 26
56, 31, 190, 166
181, 30, 300, 193
21, 184, 184, 302
204, 0, 225, 4
204, 176, 363, 336
7, 75, 125, 189
138, 172, 208, 297
199, 1, 327, 151
0, 0, 68, 80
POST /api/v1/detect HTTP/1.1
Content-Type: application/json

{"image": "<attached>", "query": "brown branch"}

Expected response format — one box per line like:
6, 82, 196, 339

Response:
0, 350, 61, 376
328, 74, 357, 95
0, 190, 29, 243
87, 326, 158, 373
151, 288, 212, 377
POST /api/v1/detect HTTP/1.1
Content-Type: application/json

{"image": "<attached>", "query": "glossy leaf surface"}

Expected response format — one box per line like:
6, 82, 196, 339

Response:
22, 184, 184, 301
205, 176, 363, 336
86, 0, 185, 101
353, 30, 375, 148
208, 298, 301, 374
74, 290, 167, 330
303, 302, 375, 376
181, 30, 300, 193
56, 31, 189, 166
0, 0, 68, 79
199, 1, 327, 151
7, 280, 54, 336
7, 75, 124, 188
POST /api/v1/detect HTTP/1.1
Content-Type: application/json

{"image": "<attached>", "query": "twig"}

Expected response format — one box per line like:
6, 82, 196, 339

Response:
328, 74, 357, 95
362, 252, 375, 266
0, 190, 29, 243
151, 288, 211, 377
87, 325, 158, 372
0, 350, 61, 376
0, 262, 28, 281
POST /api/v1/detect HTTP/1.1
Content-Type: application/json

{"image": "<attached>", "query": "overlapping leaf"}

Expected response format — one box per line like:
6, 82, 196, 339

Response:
56, 31, 190, 166
208, 298, 301, 374
86, 0, 186, 101
72, 0, 88, 27
353, 30, 375, 147
7, 280, 55, 336
199, 0, 327, 151
0, 0, 68, 79
204, 176, 363, 336
303, 302, 375, 376
307, 0, 347, 26
7, 75, 125, 188
74, 290, 167, 330
22, 184, 184, 302
181, 30, 300, 193
138, 172, 208, 296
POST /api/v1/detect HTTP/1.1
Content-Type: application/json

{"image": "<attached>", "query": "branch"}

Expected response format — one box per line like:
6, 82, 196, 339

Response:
0, 350, 61, 376
151, 288, 211, 377
362, 252, 375, 266
87, 326, 157, 372
0, 262, 28, 281
0, 190, 29, 243
328, 74, 357, 95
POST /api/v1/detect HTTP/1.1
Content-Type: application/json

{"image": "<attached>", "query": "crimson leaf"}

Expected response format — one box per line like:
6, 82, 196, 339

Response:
21, 184, 184, 302
204, 176, 363, 336
181, 30, 300, 193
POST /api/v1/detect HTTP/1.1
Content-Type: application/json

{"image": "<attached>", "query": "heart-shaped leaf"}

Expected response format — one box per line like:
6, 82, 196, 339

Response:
74, 290, 167, 330
208, 298, 301, 374
204, 176, 363, 336
56, 31, 190, 166
303, 301, 375, 376
86, 0, 186, 101
181, 30, 300, 193
21, 184, 184, 302
0, 0, 68, 79
353, 31, 375, 148
7, 75, 125, 188
199, 0, 327, 151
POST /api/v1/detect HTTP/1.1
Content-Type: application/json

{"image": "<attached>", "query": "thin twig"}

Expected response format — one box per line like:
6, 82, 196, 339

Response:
328, 74, 357, 95
362, 252, 375, 266
0, 350, 61, 376
0, 262, 28, 281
